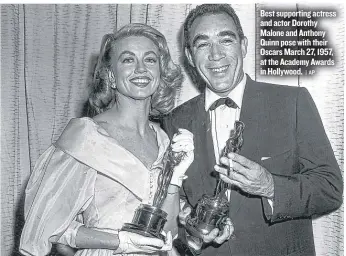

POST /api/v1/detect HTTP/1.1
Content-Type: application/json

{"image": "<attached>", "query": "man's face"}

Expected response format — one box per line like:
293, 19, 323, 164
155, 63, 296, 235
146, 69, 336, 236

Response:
186, 13, 248, 96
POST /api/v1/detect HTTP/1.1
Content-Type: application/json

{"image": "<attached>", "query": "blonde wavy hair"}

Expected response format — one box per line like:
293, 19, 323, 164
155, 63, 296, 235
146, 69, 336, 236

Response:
88, 23, 183, 117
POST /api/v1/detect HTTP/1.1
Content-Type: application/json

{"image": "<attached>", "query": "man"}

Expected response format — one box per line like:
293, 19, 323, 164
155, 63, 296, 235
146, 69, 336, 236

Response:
162, 4, 343, 256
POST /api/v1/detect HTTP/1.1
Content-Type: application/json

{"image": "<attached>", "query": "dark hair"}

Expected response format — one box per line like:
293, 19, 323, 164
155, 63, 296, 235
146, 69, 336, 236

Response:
184, 4, 245, 50
183, 4, 245, 86
88, 23, 183, 117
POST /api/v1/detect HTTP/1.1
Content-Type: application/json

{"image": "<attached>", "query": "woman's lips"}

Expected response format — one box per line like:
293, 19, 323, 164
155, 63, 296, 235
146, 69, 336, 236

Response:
130, 76, 152, 87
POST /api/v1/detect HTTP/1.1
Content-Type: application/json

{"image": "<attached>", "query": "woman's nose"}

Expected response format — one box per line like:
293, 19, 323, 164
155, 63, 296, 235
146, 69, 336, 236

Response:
208, 44, 225, 61
135, 61, 147, 74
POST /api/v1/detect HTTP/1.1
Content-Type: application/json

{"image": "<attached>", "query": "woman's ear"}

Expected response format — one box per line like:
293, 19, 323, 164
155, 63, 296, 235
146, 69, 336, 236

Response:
108, 70, 117, 89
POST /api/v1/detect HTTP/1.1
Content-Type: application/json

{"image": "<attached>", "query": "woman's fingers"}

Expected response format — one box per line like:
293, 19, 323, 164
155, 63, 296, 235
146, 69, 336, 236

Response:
161, 231, 173, 251
178, 206, 192, 226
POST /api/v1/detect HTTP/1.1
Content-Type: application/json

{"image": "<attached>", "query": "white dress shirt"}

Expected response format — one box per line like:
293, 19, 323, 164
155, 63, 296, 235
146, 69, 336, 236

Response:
205, 75, 274, 211
205, 75, 247, 163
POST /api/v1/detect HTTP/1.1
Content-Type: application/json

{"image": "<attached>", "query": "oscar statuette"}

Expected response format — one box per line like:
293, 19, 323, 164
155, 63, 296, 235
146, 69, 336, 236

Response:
122, 142, 185, 240
185, 121, 245, 240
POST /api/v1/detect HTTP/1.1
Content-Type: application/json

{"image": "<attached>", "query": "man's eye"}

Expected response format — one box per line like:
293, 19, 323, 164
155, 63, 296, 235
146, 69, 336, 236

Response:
122, 57, 134, 63
145, 58, 157, 63
221, 39, 235, 45
196, 42, 209, 49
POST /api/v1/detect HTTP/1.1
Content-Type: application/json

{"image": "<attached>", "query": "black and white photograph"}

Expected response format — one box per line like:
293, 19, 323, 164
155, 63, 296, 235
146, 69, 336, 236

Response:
1, 3, 344, 256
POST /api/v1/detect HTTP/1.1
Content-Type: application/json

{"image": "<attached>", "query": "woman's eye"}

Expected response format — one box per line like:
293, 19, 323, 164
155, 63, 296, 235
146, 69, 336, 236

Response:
145, 58, 157, 63
122, 57, 134, 63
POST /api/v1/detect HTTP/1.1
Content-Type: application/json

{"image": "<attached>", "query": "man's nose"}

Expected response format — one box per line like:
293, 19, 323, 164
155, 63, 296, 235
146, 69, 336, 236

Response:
208, 44, 225, 61
135, 61, 147, 73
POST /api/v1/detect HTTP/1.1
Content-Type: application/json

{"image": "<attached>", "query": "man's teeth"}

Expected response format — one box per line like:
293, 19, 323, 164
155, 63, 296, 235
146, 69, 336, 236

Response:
211, 66, 228, 73
132, 79, 150, 83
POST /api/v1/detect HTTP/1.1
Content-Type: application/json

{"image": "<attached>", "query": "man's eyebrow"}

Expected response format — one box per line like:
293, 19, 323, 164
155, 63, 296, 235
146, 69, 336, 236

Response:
192, 34, 209, 47
118, 51, 135, 59
218, 30, 237, 38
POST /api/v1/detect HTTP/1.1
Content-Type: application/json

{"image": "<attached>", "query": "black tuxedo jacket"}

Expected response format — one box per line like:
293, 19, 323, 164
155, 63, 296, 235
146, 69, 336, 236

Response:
161, 76, 343, 256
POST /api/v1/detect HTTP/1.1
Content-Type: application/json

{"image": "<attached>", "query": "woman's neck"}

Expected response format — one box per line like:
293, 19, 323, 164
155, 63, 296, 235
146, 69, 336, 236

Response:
106, 94, 152, 136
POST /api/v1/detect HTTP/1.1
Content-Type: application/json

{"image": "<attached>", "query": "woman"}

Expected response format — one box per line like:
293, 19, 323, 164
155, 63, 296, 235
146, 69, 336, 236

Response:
20, 23, 193, 256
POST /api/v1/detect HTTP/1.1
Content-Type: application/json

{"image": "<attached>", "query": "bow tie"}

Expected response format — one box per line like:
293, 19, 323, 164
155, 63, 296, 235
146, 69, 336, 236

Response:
209, 98, 238, 111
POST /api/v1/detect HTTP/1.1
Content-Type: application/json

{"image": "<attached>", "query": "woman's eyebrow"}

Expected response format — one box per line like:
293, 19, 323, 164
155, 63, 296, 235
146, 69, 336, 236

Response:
118, 51, 135, 59
144, 51, 158, 57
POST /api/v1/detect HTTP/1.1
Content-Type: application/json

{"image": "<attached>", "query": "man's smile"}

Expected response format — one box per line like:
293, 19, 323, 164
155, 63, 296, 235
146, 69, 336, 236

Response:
208, 64, 230, 75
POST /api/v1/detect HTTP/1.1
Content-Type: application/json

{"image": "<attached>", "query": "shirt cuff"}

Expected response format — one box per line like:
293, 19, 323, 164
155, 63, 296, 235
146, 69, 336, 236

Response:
57, 220, 84, 248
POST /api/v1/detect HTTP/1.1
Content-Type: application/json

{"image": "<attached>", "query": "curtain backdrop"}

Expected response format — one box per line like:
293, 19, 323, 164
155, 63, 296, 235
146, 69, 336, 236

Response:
1, 4, 344, 256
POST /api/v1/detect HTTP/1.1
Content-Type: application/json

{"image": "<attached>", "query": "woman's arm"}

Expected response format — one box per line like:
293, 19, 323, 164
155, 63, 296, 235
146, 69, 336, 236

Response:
161, 184, 180, 236
74, 227, 172, 254
75, 227, 119, 250
55, 244, 77, 256
161, 129, 194, 238
55, 226, 120, 255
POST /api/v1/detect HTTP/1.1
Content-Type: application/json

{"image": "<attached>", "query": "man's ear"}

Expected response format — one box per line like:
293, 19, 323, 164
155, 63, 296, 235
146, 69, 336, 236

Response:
241, 36, 248, 59
184, 47, 195, 67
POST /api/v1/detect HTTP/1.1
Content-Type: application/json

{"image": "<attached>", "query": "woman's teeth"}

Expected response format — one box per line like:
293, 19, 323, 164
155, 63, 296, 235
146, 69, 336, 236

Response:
131, 79, 150, 84
131, 78, 151, 87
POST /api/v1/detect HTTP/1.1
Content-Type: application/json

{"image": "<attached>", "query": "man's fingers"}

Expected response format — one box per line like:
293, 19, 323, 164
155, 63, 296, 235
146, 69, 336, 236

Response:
187, 236, 203, 251
213, 226, 228, 244
202, 228, 219, 243
219, 157, 233, 168
228, 153, 256, 168
214, 219, 234, 244
215, 164, 248, 185
214, 165, 229, 176
219, 174, 243, 189
219, 157, 250, 178
219, 173, 232, 183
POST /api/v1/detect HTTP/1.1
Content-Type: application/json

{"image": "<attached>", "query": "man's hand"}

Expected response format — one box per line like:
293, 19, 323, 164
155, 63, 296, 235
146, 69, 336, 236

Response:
178, 207, 234, 251
215, 153, 274, 199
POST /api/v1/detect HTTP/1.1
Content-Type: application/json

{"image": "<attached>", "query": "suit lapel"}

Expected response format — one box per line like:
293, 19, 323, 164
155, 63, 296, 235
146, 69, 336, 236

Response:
230, 76, 264, 218
193, 94, 218, 195
181, 78, 266, 214
180, 94, 217, 206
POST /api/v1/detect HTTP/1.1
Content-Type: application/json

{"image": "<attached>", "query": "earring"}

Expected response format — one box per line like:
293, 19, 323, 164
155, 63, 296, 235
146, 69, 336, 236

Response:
111, 82, 117, 89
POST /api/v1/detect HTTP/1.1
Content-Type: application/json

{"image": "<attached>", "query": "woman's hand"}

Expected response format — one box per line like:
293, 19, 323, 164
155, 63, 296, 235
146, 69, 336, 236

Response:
114, 230, 172, 254
170, 129, 194, 187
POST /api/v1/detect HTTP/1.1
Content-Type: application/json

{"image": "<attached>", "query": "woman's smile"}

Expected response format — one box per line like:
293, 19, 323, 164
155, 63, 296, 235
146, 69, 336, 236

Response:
113, 36, 161, 99
130, 76, 152, 88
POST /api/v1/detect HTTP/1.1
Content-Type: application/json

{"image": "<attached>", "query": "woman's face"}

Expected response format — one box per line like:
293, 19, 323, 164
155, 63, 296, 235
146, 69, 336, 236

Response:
111, 35, 161, 100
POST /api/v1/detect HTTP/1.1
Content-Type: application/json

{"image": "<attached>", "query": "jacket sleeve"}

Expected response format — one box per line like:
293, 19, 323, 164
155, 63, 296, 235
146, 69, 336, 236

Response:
269, 87, 343, 222
19, 146, 97, 256
161, 114, 175, 140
